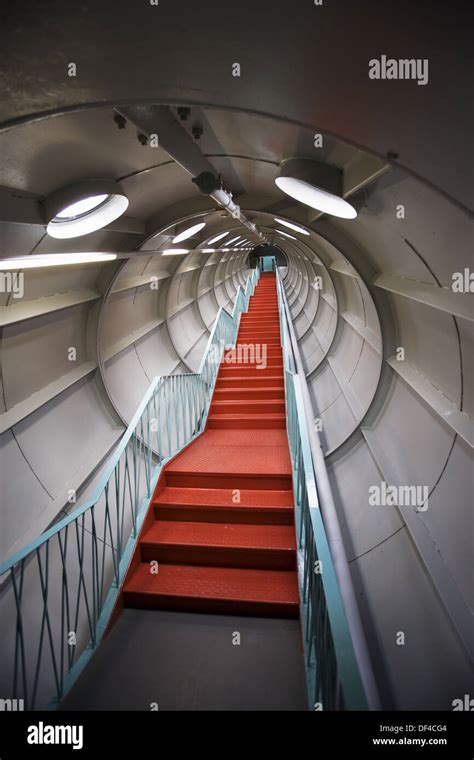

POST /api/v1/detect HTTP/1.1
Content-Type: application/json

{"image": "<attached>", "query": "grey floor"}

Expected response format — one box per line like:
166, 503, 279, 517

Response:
61, 608, 308, 711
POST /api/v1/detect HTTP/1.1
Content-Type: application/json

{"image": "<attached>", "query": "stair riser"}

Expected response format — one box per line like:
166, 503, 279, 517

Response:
210, 402, 285, 415
165, 472, 292, 489
219, 362, 283, 372
153, 505, 293, 525
233, 339, 281, 347
229, 346, 282, 356
218, 367, 284, 377
239, 316, 279, 323
214, 389, 285, 400
207, 416, 286, 429
216, 377, 284, 388
123, 592, 299, 619
140, 544, 296, 570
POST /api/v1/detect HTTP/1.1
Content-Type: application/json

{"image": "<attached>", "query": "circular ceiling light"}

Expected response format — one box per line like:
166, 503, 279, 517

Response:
274, 217, 310, 235
275, 159, 357, 219
44, 180, 129, 239
207, 231, 229, 245
172, 221, 206, 244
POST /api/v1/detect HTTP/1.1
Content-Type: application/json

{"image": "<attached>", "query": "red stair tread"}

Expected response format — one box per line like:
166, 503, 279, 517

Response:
142, 520, 296, 550
155, 486, 293, 508
166, 429, 292, 475
124, 563, 300, 606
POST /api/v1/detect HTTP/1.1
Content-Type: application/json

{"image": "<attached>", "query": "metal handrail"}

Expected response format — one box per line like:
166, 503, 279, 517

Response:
276, 268, 379, 710
0, 267, 260, 710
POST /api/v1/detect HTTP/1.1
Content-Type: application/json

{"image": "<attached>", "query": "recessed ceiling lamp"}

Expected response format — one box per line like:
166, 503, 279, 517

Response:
0, 252, 117, 269
226, 236, 241, 245
44, 180, 129, 238
162, 248, 190, 256
201, 248, 216, 253
276, 229, 297, 240
274, 218, 310, 235
275, 159, 357, 219
207, 231, 229, 245
172, 221, 206, 243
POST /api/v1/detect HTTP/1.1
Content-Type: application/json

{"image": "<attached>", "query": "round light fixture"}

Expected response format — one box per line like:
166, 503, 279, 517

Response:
172, 221, 206, 244
274, 217, 310, 235
275, 159, 357, 219
44, 180, 129, 239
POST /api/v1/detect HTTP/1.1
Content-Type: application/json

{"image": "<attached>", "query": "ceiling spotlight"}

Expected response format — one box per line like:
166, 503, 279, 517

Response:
162, 248, 190, 256
0, 252, 117, 269
274, 218, 310, 235
172, 221, 206, 243
207, 231, 229, 245
44, 180, 129, 238
226, 236, 241, 245
276, 229, 297, 240
201, 248, 216, 253
275, 159, 357, 219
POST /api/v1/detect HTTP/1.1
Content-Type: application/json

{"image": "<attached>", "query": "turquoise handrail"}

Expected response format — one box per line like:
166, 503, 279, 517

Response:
0, 267, 260, 710
275, 269, 368, 711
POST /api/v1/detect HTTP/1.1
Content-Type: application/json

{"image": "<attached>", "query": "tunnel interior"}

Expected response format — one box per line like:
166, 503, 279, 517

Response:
0, 1, 472, 713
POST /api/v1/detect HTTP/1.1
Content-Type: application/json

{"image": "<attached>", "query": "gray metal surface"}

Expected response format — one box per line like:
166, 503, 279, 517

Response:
60, 609, 308, 711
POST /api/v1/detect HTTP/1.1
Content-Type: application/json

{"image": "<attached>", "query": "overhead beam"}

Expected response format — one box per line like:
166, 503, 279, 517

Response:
387, 356, 473, 447
373, 273, 473, 321
117, 105, 266, 240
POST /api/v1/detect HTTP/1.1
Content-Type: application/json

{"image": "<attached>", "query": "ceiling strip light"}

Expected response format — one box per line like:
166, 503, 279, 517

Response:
0, 252, 117, 269
206, 231, 229, 245
172, 221, 206, 243
274, 217, 310, 235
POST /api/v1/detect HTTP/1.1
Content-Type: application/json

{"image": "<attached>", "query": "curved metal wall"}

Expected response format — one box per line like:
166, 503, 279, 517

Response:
0, 95, 471, 711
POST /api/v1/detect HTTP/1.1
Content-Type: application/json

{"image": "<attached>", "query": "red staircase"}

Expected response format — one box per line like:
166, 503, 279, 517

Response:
121, 273, 300, 618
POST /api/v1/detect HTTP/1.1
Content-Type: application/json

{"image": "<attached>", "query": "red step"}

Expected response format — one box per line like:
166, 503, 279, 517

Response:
153, 486, 294, 525
213, 386, 285, 400
229, 345, 282, 356
207, 412, 286, 429
139, 521, 296, 569
216, 374, 284, 388
165, 468, 291, 489
123, 563, 300, 618
210, 399, 286, 415
218, 365, 284, 377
